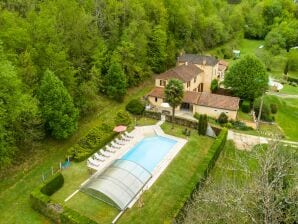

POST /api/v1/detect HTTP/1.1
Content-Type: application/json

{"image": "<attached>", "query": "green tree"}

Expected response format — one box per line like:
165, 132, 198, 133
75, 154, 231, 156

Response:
148, 25, 168, 73
211, 79, 219, 93
104, 60, 127, 102
224, 55, 268, 101
198, 114, 208, 135
38, 70, 79, 139
164, 79, 184, 128
115, 110, 132, 126
265, 29, 286, 55
126, 99, 145, 115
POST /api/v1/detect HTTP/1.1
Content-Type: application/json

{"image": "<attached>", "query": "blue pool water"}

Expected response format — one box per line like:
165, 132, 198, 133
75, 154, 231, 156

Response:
121, 136, 177, 172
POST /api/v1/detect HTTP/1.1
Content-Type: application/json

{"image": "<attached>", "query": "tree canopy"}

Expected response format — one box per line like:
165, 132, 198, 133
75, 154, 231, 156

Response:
38, 70, 79, 139
224, 55, 269, 100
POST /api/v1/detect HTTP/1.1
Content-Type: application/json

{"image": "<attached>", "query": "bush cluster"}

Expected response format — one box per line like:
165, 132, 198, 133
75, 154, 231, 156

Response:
114, 110, 132, 126
270, 103, 278, 114
67, 123, 117, 162
30, 173, 97, 224
218, 112, 228, 124
126, 99, 145, 115
254, 98, 276, 122
231, 120, 253, 131
241, 100, 251, 113
143, 110, 162, 120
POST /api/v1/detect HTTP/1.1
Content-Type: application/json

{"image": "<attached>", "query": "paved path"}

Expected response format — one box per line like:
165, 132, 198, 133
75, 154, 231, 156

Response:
267, 92, 298, 98
228, 130, 298, 151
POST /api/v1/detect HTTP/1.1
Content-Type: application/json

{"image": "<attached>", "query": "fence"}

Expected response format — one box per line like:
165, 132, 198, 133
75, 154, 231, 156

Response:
41, 156, 71, 182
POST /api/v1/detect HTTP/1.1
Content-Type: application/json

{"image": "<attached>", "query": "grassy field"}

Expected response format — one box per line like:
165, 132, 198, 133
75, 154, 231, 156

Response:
0, 79, 154, 224
264, 96, 298, 141
280, 84, 298, 95
51, 122, 214, 223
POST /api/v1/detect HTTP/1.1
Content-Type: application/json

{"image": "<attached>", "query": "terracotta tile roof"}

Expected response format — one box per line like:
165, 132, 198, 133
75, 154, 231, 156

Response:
147, 87, 165, 99
178, 54, 218, 66
198, 92, 240, 111
156, 64, 203, 82
183, 91, 201, 104
147, 88, 240, 111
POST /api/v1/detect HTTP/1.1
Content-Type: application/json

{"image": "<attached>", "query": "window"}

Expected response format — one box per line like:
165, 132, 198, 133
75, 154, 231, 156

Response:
187, 81, 190, 88
160, 80, 166, 86
155, 97, 158, 102
194, 77, 197, 83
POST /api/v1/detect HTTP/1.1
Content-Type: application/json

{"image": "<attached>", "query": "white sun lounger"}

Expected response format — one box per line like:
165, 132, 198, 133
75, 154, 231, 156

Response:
106, 146, 117, 153
124, 131, 134, 138
100, 149, 112, 157
88, 158, 102, 166
111, 142, 121, 149
94, 153, 105, 161
115, 139, 125, 145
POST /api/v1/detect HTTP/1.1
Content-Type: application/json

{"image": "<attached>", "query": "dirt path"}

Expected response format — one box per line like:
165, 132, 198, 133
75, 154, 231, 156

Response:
228, 130, 298, 151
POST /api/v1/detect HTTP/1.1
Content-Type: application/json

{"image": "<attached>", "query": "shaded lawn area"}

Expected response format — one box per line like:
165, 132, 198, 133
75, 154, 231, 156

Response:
119, 123, 214, 224
264, 96, 298, 141
0, 79, 154, 224
237, 110, 253, 121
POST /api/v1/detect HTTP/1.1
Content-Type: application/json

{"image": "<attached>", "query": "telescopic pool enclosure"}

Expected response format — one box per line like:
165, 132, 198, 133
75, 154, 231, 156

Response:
80, 159, 152, 210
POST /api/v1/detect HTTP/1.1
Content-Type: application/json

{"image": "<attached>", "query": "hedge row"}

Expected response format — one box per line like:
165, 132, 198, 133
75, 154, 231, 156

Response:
174, 128, 228, 223
143, 110, 161, 120
30, 172, 97, 224
287, 76, 298, 84
165, 115, 198, 129
67, 123, 117, 162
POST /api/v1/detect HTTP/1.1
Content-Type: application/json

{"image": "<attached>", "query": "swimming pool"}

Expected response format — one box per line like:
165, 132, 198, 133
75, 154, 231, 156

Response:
121, 136, 177, 172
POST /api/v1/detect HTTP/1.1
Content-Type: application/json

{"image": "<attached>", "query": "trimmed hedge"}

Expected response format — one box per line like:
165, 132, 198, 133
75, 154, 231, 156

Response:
30, 173, 64, 222
30, 172, 97, 224
241, 100, 251, 113
67, 123, 117, 162
61, 207, 97, 224
144, 110, 161, 120
174, 128, 228, 223
165, 115, 198, 129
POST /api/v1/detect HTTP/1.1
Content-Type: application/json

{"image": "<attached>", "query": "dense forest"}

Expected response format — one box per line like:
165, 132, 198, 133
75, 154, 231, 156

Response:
0, 0, 297, 169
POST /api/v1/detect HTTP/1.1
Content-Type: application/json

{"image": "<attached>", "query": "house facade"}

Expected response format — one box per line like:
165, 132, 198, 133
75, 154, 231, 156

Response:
147, 54, 239, 120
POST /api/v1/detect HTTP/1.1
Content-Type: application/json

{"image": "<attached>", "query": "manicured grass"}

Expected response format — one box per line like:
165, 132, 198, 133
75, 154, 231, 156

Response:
280, 84, 298, 95
119, 123, 214, 224
264, 96, 298, 141
0, 79, 154, 224
135, 116, 158, 126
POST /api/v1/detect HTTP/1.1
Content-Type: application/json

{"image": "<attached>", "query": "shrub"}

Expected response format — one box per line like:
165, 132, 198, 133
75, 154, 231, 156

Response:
231, 120, 253, 131
144, 110, 161, 120
126, 99, 145, 115
198, 114, 208, 135
211, 79, 219, 93
30, 173, 64, 222
218, 112, 228, 124
115, 110, 132, 126
241, 100, 251, 113
254, 98, 272, 122
61, 207, 97, 224
270, 103, 278, 114
41, 173, 64, 196
67, 123, 116, 162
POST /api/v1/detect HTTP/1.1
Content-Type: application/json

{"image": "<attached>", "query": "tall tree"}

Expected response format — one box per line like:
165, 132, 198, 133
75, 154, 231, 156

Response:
103, 59, 127, 102
164, 79, 184, 128
224, 55, 268, 101
38, 70, 79, 139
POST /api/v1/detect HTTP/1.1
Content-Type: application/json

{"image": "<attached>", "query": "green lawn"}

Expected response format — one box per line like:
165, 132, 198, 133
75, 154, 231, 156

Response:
237, 110, 253, 121
280, 84, 298, 95
264, 96, 298, 141
119, 123, 214, 224
0, 79, 154, 224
